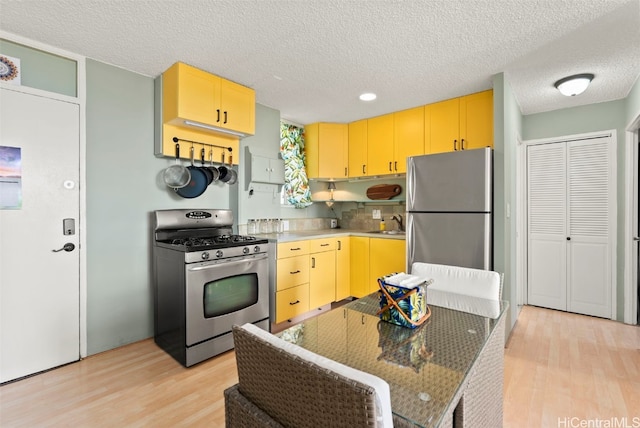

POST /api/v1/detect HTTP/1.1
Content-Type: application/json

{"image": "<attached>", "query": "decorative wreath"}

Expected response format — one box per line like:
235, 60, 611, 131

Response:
0, 56, 19, 82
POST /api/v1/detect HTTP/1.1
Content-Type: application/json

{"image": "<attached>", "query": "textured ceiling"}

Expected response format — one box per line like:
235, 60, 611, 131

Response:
1, 0, 639, 125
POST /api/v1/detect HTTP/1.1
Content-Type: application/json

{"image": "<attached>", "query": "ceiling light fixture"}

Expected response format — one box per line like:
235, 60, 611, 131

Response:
359, 92, 377, 101
554, 73, 594, 97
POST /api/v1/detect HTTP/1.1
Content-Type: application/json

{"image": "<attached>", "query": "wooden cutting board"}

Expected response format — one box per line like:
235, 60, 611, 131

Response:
366, 184, 402, 200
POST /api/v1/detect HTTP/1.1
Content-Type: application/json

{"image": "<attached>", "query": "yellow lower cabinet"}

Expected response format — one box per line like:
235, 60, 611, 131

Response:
276, 255, 309, 291
350, 237, 370, 298
369, 238, 407, 294
275, 284, 310, 323
309, 239, 336, 309
335, 238, 351, 301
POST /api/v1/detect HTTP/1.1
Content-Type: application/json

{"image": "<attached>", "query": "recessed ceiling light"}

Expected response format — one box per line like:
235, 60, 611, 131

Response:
554, 73, 594, 97
359, 92, 377, 101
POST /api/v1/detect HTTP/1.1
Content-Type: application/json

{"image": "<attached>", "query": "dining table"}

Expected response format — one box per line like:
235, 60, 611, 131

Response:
275, 289, 508, 428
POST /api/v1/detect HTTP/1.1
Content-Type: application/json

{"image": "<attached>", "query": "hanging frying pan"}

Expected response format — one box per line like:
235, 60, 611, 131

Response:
163, 143, 191, 189
176, 146, 208, 198
207, 148, 220, 183
218, 150, 232, 183
226, 152, 237, 185
199, 148, 214, 185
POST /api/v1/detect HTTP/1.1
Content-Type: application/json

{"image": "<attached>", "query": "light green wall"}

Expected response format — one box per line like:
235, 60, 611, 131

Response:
493, 73, 523, 335
0, 39, 76, 97
626, 75, 640, 127
85, 60, 233, 354
523, 100, 627, 320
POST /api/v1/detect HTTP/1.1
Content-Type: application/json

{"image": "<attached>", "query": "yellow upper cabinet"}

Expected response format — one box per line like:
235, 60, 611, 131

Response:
348, 119, 368, 178
429, 97, 460, 154
305, 123, 349, 179
429, 90, 493, 154
459, 90, 493, 150
367, 114, 395, 176
162, 62, 255, 137
393, 106, 425, 174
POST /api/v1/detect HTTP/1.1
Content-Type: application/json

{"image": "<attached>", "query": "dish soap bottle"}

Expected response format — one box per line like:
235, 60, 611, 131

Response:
379, 217, 386, 231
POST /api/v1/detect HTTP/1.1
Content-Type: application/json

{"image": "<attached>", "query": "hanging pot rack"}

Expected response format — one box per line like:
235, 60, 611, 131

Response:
172, 136, 233, 153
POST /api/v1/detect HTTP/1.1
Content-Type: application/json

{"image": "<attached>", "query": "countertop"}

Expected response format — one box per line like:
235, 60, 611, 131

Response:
254, 228, 406, 243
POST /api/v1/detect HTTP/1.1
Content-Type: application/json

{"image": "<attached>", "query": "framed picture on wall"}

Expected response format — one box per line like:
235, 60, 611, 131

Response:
0, 54, 21, 85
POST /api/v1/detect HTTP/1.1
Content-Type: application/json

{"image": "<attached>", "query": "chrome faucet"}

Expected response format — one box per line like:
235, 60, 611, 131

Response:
391, 214, 404, 231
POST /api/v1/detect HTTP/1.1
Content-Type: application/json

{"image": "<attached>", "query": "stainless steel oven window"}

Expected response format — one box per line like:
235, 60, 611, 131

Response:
203, 273, 259, 317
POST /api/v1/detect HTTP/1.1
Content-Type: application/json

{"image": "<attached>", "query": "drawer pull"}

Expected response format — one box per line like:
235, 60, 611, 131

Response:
290, 270, 300, 274
290, 247, 301, 251
289, 300, 300, 305
320, 243, 329, 247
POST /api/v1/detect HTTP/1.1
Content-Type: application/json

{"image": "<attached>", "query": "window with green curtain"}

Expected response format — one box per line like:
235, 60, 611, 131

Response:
280, 122, 312, 208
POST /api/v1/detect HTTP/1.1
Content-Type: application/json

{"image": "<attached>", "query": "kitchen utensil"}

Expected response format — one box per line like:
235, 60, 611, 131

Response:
207, 149, 219, 182
218, 150, 233, 183
176, 146, 208, 198
226, 152, 237, 185
163, 143, 191, 189
366, 184, 402, 200
200, 148, 214, 185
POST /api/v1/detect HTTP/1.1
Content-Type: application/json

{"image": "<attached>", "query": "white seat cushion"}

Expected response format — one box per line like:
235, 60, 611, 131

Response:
410, 262, 501, 301
240, 323, 394, 427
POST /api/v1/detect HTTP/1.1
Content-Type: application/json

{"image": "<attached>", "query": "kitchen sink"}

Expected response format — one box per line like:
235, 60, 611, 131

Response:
367, 230, 405, 235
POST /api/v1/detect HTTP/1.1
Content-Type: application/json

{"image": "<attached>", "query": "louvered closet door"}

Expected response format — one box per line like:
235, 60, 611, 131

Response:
527, 143, 568, 311
566, 139, 611, 318
527, 137, 612, 318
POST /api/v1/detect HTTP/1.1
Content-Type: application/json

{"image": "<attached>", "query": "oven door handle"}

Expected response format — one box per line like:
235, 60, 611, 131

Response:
187, 254, 267, 271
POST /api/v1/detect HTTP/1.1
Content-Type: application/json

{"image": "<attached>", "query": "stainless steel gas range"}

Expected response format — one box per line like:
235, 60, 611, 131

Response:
153, 209, 270, 367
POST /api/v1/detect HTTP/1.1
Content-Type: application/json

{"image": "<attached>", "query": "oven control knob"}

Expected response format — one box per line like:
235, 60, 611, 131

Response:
215, 250, 223, 258
254, 246, 261, 253
201, 252, 210, 260
243, 247, 250, 255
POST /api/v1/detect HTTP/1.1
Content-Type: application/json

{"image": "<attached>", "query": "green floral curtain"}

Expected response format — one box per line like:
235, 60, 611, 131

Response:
280, 122, 312, 208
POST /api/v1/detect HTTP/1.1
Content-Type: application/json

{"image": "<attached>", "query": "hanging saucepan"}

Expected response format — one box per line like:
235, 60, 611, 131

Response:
163, 143, 191, 190
176, 146, 208, 198
199, 148, 214, 185
207, 148, 220, 183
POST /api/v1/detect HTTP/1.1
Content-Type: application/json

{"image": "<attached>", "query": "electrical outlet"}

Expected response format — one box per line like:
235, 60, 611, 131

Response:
372, 209, 381, 219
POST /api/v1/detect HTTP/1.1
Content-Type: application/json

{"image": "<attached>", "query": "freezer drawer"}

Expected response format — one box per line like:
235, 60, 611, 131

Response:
407, 212, 492, 270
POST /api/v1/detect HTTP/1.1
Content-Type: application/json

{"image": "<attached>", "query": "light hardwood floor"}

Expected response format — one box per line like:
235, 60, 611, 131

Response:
1, 305, 638, 427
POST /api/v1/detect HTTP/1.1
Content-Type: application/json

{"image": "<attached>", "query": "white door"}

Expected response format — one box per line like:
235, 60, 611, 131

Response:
566, 140, 611, 318
527, 136, 613, 318
527, 143, 568, 311
0, 88, 80, 383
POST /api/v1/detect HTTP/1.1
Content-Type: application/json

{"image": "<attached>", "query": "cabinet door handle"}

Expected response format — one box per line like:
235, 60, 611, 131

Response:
461, 138, 465, 150
216, 109, 221, 123
344, 167, 347, 177
289, 300, 300, 305
394, 161, 397, 171
311, 257, 316, 268
223, 111, 228, 124
453, 139, 458, 151
362, 165, 366, 174
337, 240, 342, 250
290, 270, 300, 274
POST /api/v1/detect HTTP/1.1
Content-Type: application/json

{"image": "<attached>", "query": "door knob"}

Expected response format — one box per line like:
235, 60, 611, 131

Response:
53, 243, 75, 252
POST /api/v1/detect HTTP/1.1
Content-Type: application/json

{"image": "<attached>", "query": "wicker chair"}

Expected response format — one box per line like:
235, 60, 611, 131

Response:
225, 323, 393, 428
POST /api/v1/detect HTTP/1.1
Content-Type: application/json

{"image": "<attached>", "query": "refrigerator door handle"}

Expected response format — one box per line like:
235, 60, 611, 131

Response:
406, 215, 415, 272
407, 158, 416, 208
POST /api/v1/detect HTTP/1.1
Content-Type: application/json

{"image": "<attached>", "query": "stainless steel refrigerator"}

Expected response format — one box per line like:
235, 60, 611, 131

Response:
406, 147, 492, 271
